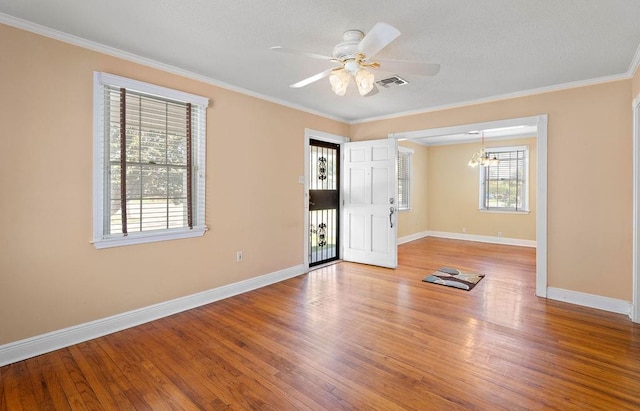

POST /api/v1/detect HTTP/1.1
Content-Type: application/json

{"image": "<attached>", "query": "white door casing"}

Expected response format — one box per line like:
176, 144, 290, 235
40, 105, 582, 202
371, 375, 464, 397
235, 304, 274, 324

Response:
342, 139, 398, 268
632, 96, 640, 322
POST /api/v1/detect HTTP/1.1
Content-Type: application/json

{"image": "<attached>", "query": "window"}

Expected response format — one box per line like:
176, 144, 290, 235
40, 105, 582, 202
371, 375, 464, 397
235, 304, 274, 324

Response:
397, 146, 413, 211
480, 145, 529, 212
93, 72, 209, 249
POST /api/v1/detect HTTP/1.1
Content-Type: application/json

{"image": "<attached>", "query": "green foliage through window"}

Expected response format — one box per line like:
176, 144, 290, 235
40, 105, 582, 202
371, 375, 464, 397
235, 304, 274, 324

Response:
482, 147, 528, 211
105, 87, 192, 234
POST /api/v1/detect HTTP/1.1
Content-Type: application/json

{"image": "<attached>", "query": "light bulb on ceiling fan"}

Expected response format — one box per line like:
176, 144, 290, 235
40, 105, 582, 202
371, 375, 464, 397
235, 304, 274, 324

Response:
344, 59, 361, 74
329, 68, 350, 96
355, 68, 375, 96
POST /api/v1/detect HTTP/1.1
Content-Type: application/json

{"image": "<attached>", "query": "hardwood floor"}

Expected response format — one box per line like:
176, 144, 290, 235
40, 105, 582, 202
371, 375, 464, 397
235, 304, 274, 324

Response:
2, 237, 640, 410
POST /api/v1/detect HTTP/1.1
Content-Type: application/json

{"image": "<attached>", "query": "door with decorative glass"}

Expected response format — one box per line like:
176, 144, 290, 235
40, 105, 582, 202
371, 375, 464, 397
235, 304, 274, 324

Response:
308, 139, 340, 266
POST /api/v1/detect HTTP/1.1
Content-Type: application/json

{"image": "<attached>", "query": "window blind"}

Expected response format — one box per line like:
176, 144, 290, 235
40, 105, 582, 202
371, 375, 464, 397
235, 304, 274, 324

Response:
93, 72, 208, 248
105, 86, 193, 235
397, 150, 411, 210
483, 148, 527, 211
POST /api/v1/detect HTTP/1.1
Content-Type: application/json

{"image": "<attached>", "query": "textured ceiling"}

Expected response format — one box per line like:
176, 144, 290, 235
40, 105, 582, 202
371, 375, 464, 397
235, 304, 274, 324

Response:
1, 0, 640, 122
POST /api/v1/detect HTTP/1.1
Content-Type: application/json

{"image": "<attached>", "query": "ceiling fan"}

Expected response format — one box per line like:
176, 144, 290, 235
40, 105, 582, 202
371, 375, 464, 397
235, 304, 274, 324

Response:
270, 22, 440, 97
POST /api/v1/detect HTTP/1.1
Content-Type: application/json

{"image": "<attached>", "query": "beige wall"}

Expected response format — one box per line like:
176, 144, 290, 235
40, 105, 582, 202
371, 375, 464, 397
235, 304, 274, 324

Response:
397, 137, 537, 241
397, 141, 429, 238
427, 138, 537, 240
0, 24, 349, 344
1, 22, 636, 346
351, 80, 633, 301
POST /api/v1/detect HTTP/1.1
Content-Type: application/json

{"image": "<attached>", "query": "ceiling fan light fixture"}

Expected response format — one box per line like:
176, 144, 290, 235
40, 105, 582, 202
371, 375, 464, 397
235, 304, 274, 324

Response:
344, 59, 361, 74
272, 22, 441, 98
355, 68, 375, 96
329, 68, 350, 96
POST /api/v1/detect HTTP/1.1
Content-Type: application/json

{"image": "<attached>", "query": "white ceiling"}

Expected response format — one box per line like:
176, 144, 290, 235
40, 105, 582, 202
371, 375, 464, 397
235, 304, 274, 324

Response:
2, 0, 640, 123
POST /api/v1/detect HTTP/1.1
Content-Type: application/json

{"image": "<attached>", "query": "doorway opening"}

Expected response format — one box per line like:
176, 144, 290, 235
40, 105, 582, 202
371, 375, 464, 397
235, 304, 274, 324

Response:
389, 114, 547, 297
304, 129, 349, 270
308, 139, 340, 266
304, 129, 400, 270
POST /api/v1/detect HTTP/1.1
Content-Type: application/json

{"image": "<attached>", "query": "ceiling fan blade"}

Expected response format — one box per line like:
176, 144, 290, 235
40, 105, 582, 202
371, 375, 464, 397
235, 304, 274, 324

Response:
376, 59, 441, 76
290, 69, 333, 88
358, 22, 401, 58
270, 46, 333, 61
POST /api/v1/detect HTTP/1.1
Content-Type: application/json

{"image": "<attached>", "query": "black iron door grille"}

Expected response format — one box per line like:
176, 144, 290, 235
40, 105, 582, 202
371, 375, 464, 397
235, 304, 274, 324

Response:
309, 139, 340, 266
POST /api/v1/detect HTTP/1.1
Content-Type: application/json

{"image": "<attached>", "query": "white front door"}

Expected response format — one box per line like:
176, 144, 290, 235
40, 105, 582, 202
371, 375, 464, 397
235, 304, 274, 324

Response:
342, 139, 398, 268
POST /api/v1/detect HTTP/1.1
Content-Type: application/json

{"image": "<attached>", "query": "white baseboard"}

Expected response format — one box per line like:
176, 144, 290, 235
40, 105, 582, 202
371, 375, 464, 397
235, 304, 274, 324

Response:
399, 231, 630, 317
0, 264, 305, 367
426, 230, 536, 248
397, 230, 535, 247
398, 231, 429, 245
547, 287, 632, 316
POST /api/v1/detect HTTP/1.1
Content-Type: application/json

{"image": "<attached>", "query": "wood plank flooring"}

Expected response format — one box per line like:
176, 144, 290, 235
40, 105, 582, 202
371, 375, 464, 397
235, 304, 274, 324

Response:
2, 237, 640, 410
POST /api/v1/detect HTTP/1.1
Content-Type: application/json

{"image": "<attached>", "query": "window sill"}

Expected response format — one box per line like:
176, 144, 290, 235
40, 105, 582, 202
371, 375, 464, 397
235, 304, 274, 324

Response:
479, 209, 530, 215
92, 227, 207, 249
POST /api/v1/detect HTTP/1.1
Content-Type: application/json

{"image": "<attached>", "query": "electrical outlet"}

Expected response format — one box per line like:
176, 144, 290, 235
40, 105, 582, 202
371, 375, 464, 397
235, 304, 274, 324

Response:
462, 227, 467, 233
497, 232, 503, 238
236, 251, 243, 262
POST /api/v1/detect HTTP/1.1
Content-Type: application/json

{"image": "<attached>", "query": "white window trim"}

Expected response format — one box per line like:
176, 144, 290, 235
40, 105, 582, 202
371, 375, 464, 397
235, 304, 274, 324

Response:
397, 146, 414, 211
479, 209, 530, 215
478, 145, 529, 212
92, 72, 209, 249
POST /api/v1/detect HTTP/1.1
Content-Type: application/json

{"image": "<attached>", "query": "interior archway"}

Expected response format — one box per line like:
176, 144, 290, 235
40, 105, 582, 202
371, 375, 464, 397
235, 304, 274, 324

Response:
389, 115, 548, 297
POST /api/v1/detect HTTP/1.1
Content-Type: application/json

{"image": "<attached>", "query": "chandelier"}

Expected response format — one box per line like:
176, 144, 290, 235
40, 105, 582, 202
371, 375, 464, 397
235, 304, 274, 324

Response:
468, 131, 499, 167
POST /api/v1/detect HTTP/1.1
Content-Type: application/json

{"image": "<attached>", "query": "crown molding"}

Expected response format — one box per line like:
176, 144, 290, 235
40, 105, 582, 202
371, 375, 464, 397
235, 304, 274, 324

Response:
2, 12, 638, 127
0, 13, 349, 124
627, 41, 640, 78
